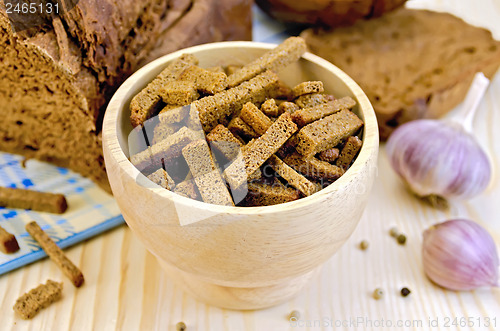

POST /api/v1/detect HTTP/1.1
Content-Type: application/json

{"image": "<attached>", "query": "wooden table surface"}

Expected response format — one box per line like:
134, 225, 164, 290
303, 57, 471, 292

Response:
1, 1, 500, 330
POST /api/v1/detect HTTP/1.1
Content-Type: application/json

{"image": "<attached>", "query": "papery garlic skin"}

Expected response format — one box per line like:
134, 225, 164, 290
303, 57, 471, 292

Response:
386, 120, 491, 200
422, 219, 499, 291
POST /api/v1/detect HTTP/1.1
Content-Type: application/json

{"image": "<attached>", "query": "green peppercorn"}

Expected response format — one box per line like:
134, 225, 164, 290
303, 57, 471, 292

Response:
176, 321, 187, 331
359, 240, 369, 250
397, 234, 407, 245
372, 288, 384, 300
289, 310, 301, 321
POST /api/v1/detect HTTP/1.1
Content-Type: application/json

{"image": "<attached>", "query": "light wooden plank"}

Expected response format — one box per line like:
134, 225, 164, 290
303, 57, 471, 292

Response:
0, 1, 499, 330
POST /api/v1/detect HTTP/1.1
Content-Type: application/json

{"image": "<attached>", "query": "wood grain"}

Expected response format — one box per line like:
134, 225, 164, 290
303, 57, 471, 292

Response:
0, 137, 499, 329
1, 1, 500, 329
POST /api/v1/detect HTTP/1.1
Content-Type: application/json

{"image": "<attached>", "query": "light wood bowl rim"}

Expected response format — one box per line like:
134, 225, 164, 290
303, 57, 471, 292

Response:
103, 41, 379, 215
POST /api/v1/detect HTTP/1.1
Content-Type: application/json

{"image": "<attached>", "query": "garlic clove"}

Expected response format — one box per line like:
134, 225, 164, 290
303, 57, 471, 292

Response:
386, 119, 491, 202
422, 219, 499, 291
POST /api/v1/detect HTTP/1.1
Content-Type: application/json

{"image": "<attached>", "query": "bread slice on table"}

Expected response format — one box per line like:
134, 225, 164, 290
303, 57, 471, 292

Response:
0, 0, 252, 192
301, 8, 500, 139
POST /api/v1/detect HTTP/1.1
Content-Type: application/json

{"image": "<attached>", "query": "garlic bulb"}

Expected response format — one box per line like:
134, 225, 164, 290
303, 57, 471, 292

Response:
386, 120, 491, 201
387, 72, 492, 204
422, 219, 499, 291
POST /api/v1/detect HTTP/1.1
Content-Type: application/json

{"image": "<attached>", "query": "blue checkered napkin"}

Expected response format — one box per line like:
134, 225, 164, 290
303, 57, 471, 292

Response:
0, 152, 124, 275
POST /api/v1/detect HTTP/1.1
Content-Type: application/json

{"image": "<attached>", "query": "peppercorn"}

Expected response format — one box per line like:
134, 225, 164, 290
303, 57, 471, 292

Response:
372, 288, 384, 300
359, 240, 369, 250
397, 234, 407, 245
289, 310, 301, 321
176, 322, 187, 331
401, 287, 411, 297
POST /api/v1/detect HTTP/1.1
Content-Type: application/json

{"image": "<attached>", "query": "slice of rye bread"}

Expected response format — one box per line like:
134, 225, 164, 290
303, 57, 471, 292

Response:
301, 8, 500, 139
0, 0, 253, 193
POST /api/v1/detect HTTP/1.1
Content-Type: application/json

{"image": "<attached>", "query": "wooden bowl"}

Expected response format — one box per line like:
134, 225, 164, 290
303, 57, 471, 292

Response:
102, 42, 379, 310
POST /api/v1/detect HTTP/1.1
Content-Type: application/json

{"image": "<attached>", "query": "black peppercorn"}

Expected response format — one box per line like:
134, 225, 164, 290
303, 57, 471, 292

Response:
401, 287, 411, 297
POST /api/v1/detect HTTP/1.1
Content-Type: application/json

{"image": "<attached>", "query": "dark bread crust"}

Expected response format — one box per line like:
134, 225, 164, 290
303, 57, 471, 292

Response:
0, 225, 19, 254
256, 0, 407, 28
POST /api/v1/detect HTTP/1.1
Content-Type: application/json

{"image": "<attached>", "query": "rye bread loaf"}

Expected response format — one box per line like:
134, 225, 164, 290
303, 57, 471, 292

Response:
0, 0, 252, 193
256, 0, 407, 28
301, 9, 500, 139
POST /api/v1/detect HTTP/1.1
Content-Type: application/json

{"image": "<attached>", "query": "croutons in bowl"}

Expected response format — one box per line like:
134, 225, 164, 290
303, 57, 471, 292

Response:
102, 39, 379, 309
